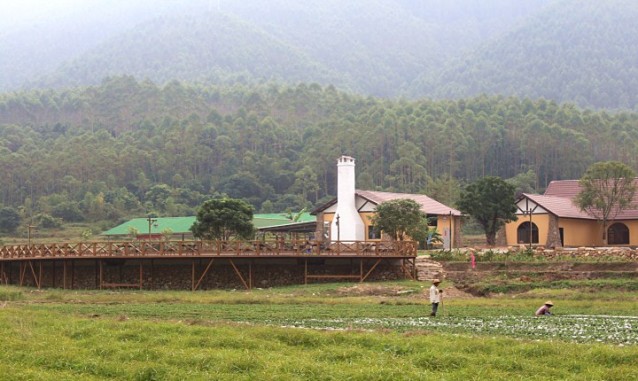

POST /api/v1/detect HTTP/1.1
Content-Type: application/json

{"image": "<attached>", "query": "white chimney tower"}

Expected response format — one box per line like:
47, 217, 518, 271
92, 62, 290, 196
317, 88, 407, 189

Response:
330, 156, 365, 241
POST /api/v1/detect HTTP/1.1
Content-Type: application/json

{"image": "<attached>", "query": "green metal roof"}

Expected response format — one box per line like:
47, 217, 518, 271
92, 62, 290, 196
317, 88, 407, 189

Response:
101, 213, 316, 236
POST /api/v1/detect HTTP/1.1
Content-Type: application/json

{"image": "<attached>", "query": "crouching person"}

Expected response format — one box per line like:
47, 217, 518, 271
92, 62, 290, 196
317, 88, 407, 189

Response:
535, 301, 554, 316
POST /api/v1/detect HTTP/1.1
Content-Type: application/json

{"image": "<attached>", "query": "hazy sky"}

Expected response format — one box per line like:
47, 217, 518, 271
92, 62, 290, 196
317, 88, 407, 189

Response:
0, 0, 87, 29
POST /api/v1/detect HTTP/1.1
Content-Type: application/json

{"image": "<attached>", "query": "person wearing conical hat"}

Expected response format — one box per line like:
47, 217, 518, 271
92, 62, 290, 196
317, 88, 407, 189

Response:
429, 279, 442, 317
535, 301, 554, 316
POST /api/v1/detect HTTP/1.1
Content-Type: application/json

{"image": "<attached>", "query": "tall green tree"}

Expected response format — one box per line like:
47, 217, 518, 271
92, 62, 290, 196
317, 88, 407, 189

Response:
191, 198, 255, 241
574, 161, 636, 245
457, 176, 517, 245
0, 206, 21, 233
370, 199, 427, 241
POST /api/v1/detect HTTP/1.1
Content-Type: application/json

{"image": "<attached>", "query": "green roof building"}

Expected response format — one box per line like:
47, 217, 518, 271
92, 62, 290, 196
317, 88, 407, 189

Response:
101, 213, 316, 239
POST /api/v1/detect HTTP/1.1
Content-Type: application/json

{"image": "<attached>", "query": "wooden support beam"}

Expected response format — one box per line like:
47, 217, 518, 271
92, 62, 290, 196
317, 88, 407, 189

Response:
249, 261, 252, 290
38, 261, 42, 289
229, 259, 249, 290
399, 258, 415, 281
193, 258, 215, 291
0, 262, 6, 285
19, 262, 26, 286
361, 258, 382, 282
71, 260, 75, 290
139, 262, 143, 290
27, 261, 40, 289
304, 258, 307, 285
99, 260, 103, 290
63, 260, 67, 289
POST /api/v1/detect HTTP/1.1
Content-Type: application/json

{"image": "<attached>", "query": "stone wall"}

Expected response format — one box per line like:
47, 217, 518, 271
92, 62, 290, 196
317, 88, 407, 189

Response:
415, 257, 443, 281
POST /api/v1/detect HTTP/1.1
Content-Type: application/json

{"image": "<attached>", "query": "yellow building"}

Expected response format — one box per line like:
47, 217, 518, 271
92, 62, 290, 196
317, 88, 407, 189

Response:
504, 180, 638, 247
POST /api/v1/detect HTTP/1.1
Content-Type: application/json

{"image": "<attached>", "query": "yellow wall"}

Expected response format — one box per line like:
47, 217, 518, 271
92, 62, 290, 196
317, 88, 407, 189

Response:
622, 220, 638, 246
321, 211, 456, 242
558, 218, 601, 247
505, 215, 638, 247
505, 214, 551, 246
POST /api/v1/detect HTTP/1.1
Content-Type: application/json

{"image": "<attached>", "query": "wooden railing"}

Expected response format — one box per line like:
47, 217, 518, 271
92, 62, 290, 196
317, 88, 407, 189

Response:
0, 240, 417, 260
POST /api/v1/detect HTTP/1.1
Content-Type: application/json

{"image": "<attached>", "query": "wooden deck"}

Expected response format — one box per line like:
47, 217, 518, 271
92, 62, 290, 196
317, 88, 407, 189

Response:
0, 240, 417, 290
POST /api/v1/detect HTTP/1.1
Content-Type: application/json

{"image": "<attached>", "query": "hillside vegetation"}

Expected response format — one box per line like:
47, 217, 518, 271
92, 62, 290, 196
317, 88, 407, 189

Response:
1, 78, 638, 230
5, 1, 638, 109
414, 0, 638, 109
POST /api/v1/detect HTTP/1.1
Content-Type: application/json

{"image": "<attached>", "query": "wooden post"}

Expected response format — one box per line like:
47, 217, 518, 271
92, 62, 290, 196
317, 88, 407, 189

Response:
191, 260, 195, 291
99, 260, 103, 290
304, 258, 307, 285
139, 262, 143, 290
63, 260, 67, 289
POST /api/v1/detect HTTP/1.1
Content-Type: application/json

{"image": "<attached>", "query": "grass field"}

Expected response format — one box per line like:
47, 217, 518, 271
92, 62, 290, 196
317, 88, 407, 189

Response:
1, 281, 637, 380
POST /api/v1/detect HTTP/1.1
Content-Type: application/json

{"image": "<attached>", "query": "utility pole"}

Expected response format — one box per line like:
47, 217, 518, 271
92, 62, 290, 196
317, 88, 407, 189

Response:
27, 224, 36, 247
147, 217, 157, 240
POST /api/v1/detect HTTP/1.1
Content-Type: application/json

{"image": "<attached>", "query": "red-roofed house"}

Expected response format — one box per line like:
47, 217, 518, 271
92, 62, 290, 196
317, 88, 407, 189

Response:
504, 179, 638, 247
312, 156, 462, 248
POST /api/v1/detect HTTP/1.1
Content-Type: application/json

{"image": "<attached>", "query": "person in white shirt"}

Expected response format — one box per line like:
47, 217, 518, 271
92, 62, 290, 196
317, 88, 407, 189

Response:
429, 279, 442, 317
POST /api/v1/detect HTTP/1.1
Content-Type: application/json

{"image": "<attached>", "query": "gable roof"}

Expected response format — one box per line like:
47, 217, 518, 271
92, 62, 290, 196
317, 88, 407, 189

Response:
356, 190, 462, 216
521, 178, 638, 220
522, 193, 592, 219
312, 189, 461, 216
544, 180, 582, 198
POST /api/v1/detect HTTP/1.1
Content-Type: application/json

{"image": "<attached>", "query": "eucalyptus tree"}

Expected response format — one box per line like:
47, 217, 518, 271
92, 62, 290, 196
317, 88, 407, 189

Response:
574, 161, 637, 245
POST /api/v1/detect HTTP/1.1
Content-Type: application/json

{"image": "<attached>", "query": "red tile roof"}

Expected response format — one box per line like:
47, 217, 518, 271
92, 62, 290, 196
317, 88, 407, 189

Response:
531, 179, 638, 220
523, 193, 592, 219
356, 189, 462, 216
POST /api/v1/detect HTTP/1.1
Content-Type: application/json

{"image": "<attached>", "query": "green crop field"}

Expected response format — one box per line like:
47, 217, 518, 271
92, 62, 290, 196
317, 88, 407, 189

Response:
1, 281, 637, 380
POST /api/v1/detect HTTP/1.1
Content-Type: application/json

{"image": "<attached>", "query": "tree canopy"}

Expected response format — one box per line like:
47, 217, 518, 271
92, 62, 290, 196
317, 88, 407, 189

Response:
1, 80, 638, 237
190, 198, 255, 241
457, 176, 517, 245
574, 161, 637, 244
370, 199, 427, 241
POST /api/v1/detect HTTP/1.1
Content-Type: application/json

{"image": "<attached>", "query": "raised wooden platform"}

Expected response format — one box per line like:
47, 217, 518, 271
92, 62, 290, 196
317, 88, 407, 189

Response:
0, 240, 417, 290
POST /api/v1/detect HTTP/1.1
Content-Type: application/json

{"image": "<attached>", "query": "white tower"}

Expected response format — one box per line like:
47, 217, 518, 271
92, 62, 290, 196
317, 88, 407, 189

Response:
330, 156, 365, 241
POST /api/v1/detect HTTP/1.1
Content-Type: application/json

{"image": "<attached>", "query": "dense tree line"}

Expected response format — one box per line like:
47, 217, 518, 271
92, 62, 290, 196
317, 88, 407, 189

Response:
1, 78, 638, 230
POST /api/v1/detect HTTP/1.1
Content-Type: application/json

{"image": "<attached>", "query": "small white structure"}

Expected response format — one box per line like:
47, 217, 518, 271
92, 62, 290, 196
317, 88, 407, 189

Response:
330, 156, 365, 241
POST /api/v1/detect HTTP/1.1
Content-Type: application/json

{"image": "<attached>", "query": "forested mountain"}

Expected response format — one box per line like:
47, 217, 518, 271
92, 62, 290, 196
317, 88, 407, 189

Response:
2, 78, 638, 229
14, 0, 629, 102
411, 0, 638, 109
4, 0, 638, 109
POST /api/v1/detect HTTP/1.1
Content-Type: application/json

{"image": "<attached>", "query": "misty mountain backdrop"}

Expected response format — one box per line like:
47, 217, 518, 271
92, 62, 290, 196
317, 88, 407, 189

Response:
2, 0, 638, 232
2, 0, 637, 109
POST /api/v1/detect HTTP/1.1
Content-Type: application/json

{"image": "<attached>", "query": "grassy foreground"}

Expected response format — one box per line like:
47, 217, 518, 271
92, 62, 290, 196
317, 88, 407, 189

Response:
1, 282, 637, 380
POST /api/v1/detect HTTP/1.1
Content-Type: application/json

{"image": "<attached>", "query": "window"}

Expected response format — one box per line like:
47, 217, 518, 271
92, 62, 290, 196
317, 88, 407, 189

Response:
517, 221, 539, 244
368, 225, 381, 240
608, 223, 629, 245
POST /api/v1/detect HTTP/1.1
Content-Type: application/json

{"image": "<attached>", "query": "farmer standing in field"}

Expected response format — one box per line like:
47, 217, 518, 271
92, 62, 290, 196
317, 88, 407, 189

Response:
535, 301, 554, 316
429, 279, 443, 317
